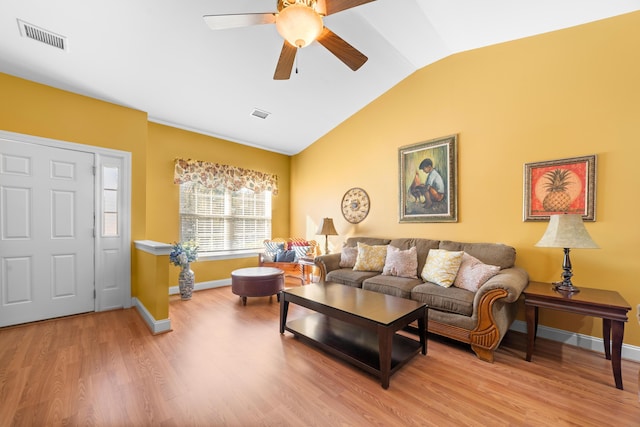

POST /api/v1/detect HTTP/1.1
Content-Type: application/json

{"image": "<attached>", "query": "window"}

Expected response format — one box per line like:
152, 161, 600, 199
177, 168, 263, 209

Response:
102, 166, 119, 236
179, 181, 271, 253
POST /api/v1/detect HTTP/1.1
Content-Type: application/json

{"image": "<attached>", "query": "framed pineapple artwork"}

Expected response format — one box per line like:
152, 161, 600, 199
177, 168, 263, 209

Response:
523, 155, 597, 222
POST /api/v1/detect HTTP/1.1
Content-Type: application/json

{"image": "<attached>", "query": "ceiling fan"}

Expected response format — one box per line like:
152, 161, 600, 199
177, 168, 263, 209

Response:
203, 0, 376, 80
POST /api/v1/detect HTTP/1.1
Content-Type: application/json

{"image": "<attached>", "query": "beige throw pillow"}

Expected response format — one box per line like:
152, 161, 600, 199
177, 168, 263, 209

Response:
421, 249, 464, 287
339, 246, 358, 268
453, 252, 501, 292
353, 242, 388, 272
382, 246, 418, 278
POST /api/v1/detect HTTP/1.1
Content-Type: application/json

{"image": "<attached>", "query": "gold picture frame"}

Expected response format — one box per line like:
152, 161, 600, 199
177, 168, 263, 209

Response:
523, 155, 597, 221
399, 135, 458, 223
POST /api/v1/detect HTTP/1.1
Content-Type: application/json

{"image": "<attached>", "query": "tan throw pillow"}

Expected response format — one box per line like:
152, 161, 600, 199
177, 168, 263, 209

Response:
339, 246, 358, 268
382, 246, 418, 278
353, 242, 388, 272
453, 252, 501, 292
421, 249, 464, 287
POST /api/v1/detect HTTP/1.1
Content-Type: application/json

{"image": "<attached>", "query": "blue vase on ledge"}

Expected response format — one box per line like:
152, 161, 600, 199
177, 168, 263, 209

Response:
178, 263, 195, 300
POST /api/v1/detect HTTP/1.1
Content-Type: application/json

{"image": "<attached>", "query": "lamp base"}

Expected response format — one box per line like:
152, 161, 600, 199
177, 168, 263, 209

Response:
553, 281, 580, 293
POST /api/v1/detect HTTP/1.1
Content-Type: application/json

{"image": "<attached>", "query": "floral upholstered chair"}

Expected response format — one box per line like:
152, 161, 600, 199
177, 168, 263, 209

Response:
259, 238, 320, 284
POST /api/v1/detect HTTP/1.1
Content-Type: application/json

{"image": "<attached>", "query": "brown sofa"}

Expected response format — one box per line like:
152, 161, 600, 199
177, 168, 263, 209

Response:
314, 237, 529, 362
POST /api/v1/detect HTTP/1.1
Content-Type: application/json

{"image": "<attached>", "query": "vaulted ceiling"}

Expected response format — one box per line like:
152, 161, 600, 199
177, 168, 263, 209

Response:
1, 1, 639, 155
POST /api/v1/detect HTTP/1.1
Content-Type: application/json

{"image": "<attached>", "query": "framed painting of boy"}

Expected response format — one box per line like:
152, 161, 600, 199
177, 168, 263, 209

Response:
398, 135, 458, 223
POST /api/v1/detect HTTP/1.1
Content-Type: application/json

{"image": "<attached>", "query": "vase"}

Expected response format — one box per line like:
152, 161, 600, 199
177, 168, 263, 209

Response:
178, 263, 195, 300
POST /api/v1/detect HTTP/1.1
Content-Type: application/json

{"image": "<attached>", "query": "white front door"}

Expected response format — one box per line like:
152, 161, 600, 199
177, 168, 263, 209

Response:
0, 139, 95, 327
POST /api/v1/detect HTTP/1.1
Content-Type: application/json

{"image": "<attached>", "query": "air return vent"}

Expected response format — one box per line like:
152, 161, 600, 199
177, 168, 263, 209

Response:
17, 19, 67, 51
251, 108, 270, 119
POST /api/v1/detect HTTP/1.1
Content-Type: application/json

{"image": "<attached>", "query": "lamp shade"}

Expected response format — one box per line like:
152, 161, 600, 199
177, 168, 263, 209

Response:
275, 3, 323, 48
317, 218, 338, 236
535, 214, 599, 249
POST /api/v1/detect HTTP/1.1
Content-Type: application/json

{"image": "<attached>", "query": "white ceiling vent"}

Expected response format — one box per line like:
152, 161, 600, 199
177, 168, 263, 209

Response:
251, 108, 270, 119
17, 19, 67, 51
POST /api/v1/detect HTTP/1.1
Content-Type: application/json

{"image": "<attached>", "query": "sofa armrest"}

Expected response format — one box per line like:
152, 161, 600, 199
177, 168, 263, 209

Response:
474, 266, 529, 307
314, 253, 342, 281
466, 266, 529, 362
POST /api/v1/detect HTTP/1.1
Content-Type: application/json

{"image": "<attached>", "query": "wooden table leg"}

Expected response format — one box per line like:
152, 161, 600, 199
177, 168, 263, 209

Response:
525, 305, 537, 362
611, 320, 625, 390
418, 308, 427, 355
603, 318, 612, 360
378, 326, 393, 389
279, 297, 289, 334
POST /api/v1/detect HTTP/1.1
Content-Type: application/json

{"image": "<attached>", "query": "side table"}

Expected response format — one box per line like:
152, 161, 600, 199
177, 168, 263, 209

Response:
298, 257, 316, 285
523, 281, 631, 390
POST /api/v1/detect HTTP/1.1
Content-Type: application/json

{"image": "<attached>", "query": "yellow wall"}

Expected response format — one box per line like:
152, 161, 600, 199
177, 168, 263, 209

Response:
292, 12, 640, 346
0, 73, 149, 298
0, 73, 291, 320
134, 250, 170, 320
146, 122, 291, 283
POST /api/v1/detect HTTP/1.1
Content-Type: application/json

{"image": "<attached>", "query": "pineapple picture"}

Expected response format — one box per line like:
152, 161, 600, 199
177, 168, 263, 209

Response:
541, 168, 573, 212
525, 155, 594, 221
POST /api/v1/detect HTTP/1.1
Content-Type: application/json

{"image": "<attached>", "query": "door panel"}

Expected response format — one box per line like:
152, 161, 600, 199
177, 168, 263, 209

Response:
0, 140, 95, 327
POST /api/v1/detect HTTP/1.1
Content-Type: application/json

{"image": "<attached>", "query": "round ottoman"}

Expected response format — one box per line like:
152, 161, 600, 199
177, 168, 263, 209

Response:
231, 267, 284, 306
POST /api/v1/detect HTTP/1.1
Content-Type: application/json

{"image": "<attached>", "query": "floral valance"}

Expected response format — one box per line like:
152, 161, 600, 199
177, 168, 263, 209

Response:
174, 158, 278, 195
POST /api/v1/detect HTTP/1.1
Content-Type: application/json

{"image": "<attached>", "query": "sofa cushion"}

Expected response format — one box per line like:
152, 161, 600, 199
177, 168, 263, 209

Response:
326, 268, 378, 288
382, 245, 418, 278
288, 238, 311, 249
453, 253, 501, 292
262, 252, 275, 262
292, 245, 311, 260
388, 238, 440, 276
344, 237, 392, 248
411, 282, 475, 316
439, 241, 516, 269
339, 246, 358, 268
353, 242, 388, 272
420, 249, 464, 287
264, 241, 285, 259
275, 249, 296, 262
362, 275, 423, 299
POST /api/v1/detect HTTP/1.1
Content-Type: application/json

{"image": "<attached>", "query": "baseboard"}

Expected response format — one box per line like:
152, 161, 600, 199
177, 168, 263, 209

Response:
132, 297, 172, 334
169, 278, 231, 295
510, 320, 640, 363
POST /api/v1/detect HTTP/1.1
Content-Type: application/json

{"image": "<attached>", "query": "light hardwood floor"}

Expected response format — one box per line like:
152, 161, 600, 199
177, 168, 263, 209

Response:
1, 284, 639, 426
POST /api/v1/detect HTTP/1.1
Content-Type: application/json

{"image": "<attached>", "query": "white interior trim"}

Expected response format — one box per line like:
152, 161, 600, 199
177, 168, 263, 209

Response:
132, 297, 171, 334
134, 240, 172, 255
169, 279, 231, 296
510, 320, 640, 363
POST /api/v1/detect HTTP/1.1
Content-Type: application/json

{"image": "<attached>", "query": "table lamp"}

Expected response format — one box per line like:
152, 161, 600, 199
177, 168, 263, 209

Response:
535, 213, 599, 293
316, 218, 338, 255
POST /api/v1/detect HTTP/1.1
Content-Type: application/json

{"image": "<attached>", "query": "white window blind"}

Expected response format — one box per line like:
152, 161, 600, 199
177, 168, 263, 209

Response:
180, 182, 271, 253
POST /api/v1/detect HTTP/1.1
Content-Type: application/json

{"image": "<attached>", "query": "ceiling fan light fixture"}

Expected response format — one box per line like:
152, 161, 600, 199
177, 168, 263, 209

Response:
275, 3, 323, 48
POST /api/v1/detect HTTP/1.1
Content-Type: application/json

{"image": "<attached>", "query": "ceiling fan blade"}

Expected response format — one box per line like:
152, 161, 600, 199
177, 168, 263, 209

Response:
317, 27, 367, 71
203, 13, 276, 30
324, 0, 376, 15
274, 42, 297, 80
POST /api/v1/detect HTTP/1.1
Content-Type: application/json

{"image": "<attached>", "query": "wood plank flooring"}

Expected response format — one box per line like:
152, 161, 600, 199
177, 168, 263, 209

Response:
1, 285, 639, 426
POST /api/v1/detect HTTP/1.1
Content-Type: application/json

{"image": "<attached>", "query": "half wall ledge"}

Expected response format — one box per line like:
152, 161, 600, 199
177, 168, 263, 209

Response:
134, 240, 173, 334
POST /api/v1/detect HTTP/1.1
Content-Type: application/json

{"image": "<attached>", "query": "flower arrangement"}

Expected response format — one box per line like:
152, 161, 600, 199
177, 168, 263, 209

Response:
169, 241, 199, 267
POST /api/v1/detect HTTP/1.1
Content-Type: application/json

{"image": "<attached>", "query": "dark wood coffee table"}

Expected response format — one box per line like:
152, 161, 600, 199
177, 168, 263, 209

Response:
280, 282, 427, 389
